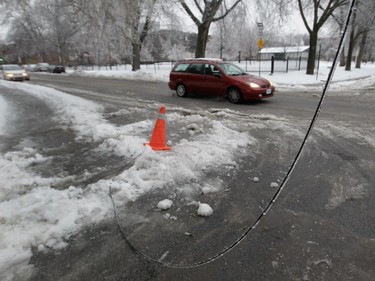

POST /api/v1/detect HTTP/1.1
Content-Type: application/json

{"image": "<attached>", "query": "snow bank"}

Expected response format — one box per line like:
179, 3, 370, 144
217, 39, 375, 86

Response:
0, 95, 8, 135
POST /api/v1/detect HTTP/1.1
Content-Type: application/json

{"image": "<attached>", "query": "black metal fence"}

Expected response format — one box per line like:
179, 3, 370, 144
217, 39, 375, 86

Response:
73, 57, 308, 74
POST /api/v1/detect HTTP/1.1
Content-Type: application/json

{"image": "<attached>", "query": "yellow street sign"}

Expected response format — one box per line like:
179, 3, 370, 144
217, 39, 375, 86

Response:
258, 38, 264, 49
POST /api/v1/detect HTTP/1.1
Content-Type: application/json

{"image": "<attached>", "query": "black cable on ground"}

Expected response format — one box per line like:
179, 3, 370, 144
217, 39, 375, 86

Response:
109, 0, 357, 268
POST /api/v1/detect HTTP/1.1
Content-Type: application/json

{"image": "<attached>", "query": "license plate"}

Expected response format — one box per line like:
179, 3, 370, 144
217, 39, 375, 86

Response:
266, 89, 272, 95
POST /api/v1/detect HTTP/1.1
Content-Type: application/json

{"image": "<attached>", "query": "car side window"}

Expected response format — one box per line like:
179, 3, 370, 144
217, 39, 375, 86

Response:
204, 64, 220, 75
186, 63, 203, 74
204, 64, 213, 75
174, 63, 189, 72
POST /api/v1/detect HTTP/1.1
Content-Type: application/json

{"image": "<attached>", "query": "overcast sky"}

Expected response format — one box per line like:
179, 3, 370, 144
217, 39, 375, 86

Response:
0, 4, 309, 44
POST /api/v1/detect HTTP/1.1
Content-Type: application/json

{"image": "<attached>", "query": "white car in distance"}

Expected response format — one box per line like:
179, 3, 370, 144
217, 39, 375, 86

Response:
0, 64, 30, 81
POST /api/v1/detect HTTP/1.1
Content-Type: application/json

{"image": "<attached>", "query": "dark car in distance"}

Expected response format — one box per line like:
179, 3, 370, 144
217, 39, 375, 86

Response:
168, 58, 275, 103
48, 65, 65, 73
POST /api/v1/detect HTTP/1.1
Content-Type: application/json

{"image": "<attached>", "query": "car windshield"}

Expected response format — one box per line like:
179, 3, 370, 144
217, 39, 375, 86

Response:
218, 63, 247, 76
3, 65, 22, 71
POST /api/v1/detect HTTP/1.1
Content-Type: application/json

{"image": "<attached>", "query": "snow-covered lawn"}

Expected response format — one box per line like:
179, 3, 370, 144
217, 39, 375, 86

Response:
0, 61, 374, 280
68, 60, 375, 92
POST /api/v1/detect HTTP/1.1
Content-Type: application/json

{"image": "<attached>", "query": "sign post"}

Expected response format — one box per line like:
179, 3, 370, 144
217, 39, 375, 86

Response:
257, 22, 264, 36
257, 23, 264, 77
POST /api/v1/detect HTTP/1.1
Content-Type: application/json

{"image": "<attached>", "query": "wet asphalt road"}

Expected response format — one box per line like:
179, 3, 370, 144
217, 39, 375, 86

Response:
1, 73, 375, 280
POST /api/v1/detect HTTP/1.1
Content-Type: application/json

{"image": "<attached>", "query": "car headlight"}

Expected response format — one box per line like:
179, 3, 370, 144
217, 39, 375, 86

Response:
22, 72, 29, 77
248, 82, 260, 88
5, 73, 13, 78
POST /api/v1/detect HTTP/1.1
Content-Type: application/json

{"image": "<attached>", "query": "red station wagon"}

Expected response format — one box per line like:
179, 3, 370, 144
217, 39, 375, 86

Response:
168, 58, 275, 103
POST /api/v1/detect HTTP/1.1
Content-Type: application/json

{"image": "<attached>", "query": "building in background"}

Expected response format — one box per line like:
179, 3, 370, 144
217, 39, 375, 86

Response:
260, 46, 309, 60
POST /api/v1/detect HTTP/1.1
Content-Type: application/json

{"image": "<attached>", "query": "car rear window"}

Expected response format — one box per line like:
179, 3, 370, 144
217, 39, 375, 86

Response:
174, 63, 190, 72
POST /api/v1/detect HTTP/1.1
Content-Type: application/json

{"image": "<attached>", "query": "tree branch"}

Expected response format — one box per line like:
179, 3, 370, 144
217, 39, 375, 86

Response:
298, 0, 312, 33
213, 0, 242, 22
179, 0, 201, 26
194, 0, 204, 15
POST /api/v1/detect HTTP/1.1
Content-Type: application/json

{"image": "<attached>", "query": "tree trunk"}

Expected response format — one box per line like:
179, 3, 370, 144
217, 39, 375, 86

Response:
195, 23, 210, 58
345, 1, 357, 71
132, 42, 141, 71
306, 31, 318, 75
345, 27, 355, 71
339, 46, 346, 67
356, 30, 368, 69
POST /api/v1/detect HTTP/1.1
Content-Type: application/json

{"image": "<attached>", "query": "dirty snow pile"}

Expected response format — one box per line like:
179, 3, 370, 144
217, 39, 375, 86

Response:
157, 199, 173, 210
158, 199, 214, 217
197, 202, 214, 217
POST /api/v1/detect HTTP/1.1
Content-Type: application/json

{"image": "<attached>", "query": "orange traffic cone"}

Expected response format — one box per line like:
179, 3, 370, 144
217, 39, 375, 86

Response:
144, 105, 171, 151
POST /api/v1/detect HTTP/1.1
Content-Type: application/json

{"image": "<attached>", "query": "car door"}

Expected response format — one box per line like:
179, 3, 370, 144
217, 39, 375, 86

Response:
185, 63, 204, 93
200, 64, 227, 96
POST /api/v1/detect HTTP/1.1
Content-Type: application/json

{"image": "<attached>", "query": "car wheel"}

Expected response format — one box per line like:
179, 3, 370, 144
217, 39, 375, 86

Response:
176, 83, 187, 97
227, 87, 242, 103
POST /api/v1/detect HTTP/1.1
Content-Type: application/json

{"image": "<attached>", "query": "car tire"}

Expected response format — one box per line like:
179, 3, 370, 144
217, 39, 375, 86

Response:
227, 87, 242, 104
176, 83, 187, 97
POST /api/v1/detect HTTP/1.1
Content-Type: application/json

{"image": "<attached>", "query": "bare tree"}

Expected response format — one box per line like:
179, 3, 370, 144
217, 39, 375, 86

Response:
5, 0, 49, 62
179, 0, 243, 58
41, 0, 84, 65
329, 6, 348, 66
3, 0, 86, 64
298, 0, 349, 74
67, 0, 158, 70
208, 4, 250, 59
364, 30, 375, 62
345, 0, 375, 70
107, 0, 157, 71
129, 0, 157, 71
72, 0, 124, 66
